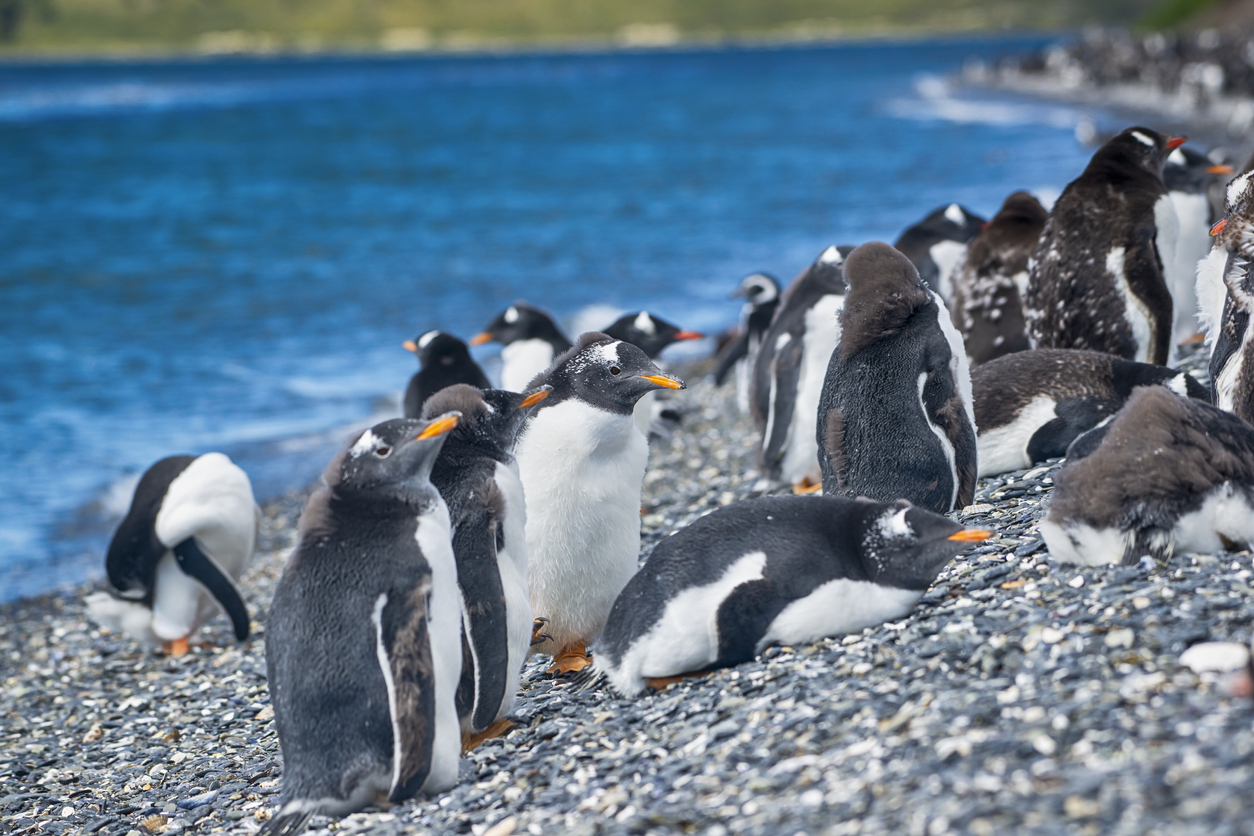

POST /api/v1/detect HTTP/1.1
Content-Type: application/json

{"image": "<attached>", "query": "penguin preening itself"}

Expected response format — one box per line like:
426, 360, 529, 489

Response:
817, 242, 977, 514
1163, 146, 1234, 347
402, 331, 491, 418
893, 202, 986, 302
1197, 170, 1254, 424
1024, 127, 1185, 366
263, 415, 463, 834
948, 191, 1045, 366
593, 495, 990, 697
972, 348, 1209, 477
1041, 387, 1254, 566
752, 245, 852, 492
600, 310, 703, 438
85, 453, 258, 656
471, 303, 572, 392
514, 333, 685, 674
713, 272, 782, 414
421, 384, 550, 750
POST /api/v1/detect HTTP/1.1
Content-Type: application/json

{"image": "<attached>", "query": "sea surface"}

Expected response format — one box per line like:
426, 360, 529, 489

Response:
1, 36, 1123, 601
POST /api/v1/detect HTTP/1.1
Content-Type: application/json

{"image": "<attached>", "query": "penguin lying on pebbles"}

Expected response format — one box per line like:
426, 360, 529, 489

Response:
1197, 170, 1254, 423
515, 333, 685, 674
402, 331, 490, 418
263, 415, 463, 833
1041, 386, 1254, 566
752, 245, 852, 492
85, 453, 258, 656
714, 272, 782, 414
472, 303, 572, 392
601, 310, 703, 437
972, 348, 1209, 477
421, 384, 550, 750
592, 495, 990, 696
948, 191, 1045, 365
1163, 146, 1234, 346
817, 242, 977, 514
1025, 127, 1185, 365
893, 202, 985, 301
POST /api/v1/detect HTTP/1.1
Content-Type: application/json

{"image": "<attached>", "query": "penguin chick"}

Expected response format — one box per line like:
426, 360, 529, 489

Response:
1041, 386, 1254, 566
85, 453, 258, 656
514, 333, 685, 674
594, 495, 989, 697
471, 303, 572, 392
421, 384, 551, 749
893, 202, 986, 301
973, 348, 1209, 477
263, 414, 463, 834
818, 242, 977, 514
600, 310, 703, 438
402, 331, 491, 418
1024, 126, 1185, 365
713, 272, 782, 415
1163, 146, 1234, 347
948, 191, 1045, 365
1198, 170, 1254, 423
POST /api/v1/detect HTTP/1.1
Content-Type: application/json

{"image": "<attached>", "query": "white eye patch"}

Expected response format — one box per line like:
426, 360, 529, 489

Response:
418, 330, 439, 349
351, 430, 381, 456
504, 306, 520, 324
944, 203, 965, 225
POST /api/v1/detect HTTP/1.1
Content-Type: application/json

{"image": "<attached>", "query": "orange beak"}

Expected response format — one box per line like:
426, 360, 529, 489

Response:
416, 414, 460, 440
469, 332, 493, 346
402, 340, 418, 353
673, 330, 704, 341
519, 388, 551, 408
639, 374, 685, 390
1208, 164, 1235, 175
947, 529, 992, 542
1166, 136, 1187, 150
1211, 218, 1227, 237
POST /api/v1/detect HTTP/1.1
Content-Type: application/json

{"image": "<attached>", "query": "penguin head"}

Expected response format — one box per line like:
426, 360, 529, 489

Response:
857, 499, 989, 589
897, 204, 985, 247
602, 311, 704, 359
732, 272, 781, 307
1164, 145, 1233, 193
471, 302, 566, 347
535, 332, 686, 416
422, 383, 552, 454
402, 330, 472, 368
1094, 127, 1186, 177
332, 414, 460, 504
838, 242, 936, 361
1212, 170, 1254, 258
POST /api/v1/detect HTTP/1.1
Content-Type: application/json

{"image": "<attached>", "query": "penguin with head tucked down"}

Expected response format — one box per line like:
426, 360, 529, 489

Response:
601, 310, 703, 438
714, 272, 782, 414
817, 242, 977, 514
262, 414, 463, 835
893, 202, 986, 302
1163, 146, 1234, 347
402, 331, 491, 418
1197, 170, 1254, 424
471, 303, 572, 392
85, 453, 258, 656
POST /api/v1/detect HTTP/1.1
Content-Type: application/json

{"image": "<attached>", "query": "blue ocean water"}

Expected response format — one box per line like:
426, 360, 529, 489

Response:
0, 37, 1117, 601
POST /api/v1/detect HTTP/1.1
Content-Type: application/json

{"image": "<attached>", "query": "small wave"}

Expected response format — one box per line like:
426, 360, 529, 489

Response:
885, 73, 1088, 130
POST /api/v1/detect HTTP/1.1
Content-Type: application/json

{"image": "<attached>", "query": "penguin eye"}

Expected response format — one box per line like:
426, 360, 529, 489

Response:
374, 446, 392, 458
610, 366, 621, 376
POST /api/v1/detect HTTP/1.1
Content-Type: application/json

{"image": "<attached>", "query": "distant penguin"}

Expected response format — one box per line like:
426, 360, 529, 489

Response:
1024, 127, 1185, 365
817, 242, 977, 514
402, 331, 491, 418
1197, 170, 1254, 424
972, 348, 1209, 477
948, 191, 1045, 365
1042, 387, 1254, 566
893, 202, 986, 301
1164, 147, 1234, 347
752, 246, 852, 491
85, 453, 258, 656
421, 384, 549, 749
593, 495, 989, 696
714, 272, 782, 414
514, 333, 685, 674
263, 415, 463, 833
471, 303, 573, 392
601, 310, 703, 437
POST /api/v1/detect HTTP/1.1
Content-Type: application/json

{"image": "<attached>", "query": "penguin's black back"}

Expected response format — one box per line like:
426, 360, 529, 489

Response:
105, 455, 197, 602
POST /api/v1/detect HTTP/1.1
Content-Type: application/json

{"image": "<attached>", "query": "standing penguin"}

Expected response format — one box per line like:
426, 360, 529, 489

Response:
1024, 127, 1186, 365
471, 303, 572, 392
1197, 170, 1254, 424
817, 242, 977, 514
514, 333, 685, 674
85, 453, 258, 655
714, 272, 782, 414
601, 310, 704, 437
948, 191, 1046, 365
420, 384, 550, 749
1163, 146, 1234, 347
752, 246, 852, 491
593, 495, 989, 696
893, 202, 986, 301
402, 331, 491, 418
263, 415, 463, 833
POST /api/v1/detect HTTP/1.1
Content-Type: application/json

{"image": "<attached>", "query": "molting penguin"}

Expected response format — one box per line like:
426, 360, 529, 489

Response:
263, 415, 463, 834
713, 272, 782, 414
402, 331, 491, 418
752, 245, 852, 491
471, 303, 572, 392
514, 333, 685, 674
1024, 127, 1185, 365
948, 191, 1045, 365
972, 348, 1209, 477
85, 453, 258, 656
601, 310, 703, 437
593, 495, 989, 696
817, 242, 977, 514
1163, 146, 1234, 347
1041, 387, 1254, 566
893, 202, 986, 301
1197, 170, 1254, 423
420, 384, 549, 750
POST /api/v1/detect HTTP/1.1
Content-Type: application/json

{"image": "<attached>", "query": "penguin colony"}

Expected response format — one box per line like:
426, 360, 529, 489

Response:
80, 123, 1254, 830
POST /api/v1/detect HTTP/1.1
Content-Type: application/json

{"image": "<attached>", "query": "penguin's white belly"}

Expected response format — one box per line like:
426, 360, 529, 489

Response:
155, 452, 258, 580
1195, 246, 1230, 345
1107, 245, 1154, 363
413, 499, 462, 793
779, 294, 843, 485
493, 460, 533, 721
976, 395, 1057, 477
1168, 191, 1210, 342
758, 579, 921, 651
929, 240, 969, 301
1171, 483, 1254, 555
500, 340, 555, 392
931, 289, 977, 431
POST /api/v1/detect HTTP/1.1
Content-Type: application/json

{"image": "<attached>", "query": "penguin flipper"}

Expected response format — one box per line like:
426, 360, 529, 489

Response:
171, 538, 250, 641
451, 501, 510, 732
713, 330, 749, 386
761, 337, 803, 472
920, 368, 978, 510
375, 583, 437, 802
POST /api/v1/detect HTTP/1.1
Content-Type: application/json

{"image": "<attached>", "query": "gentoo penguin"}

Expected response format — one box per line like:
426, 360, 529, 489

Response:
263, 414, 463, 833
1024, 127, 1186, 366
593, 495, 989, 696
752, 245, 852, 491
601, 310, 703, 437
817, 242, 978, 514
1164, 147, 1235, 347
1197, 170, 1254, 423
514, 333, 685, 673
948, 191, 1045, 365
471, 303, 572, 392
85, 453, 258, 656
972, 348, 1209, 477
420, 384, 550, 749
402, 331, 491, 418
893, 202, 986, 301
713, 272, 782, 414
1042, 386, 1254, 566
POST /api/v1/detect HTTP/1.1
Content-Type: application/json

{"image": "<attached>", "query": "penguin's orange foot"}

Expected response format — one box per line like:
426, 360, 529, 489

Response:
530, 617, 552, 647
163, 637, 191, 657
647, 671, 713, 691
461, 717, 516, 752
547, 643, 591, 675
793, 478, 823, 495
1181, 333, 1206, 345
